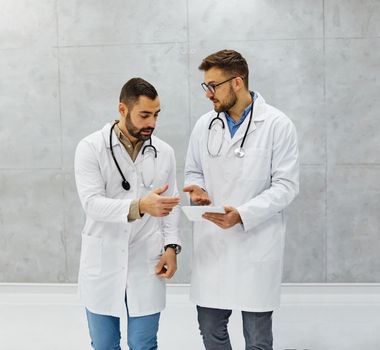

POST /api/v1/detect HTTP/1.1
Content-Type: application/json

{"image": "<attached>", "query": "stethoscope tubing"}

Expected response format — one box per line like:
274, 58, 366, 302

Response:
110, 122, 130, 189
207, 95, 254, 157
109, 121, 157, 191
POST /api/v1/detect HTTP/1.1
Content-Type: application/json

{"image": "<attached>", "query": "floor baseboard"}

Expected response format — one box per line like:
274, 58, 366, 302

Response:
1, 283, 380, 349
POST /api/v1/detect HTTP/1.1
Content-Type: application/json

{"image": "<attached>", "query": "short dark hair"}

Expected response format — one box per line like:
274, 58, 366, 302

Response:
119, 78, 158, 108
198, 49, 249, 89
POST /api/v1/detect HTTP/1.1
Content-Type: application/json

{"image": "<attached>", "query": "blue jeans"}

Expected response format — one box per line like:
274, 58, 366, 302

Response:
197, 305, 273, 350
86, 307, 160, 350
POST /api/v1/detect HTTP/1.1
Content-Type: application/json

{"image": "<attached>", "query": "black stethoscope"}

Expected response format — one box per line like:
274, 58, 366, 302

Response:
207, 95, 254, 158
110, 121, 157, 191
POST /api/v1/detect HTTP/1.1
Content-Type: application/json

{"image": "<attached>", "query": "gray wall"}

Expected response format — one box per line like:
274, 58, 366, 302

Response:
0, 0, 379, 283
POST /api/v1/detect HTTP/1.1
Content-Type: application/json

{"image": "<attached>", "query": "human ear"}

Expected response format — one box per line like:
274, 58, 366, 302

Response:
118, 102, 128, 116
233, 77, 244, 92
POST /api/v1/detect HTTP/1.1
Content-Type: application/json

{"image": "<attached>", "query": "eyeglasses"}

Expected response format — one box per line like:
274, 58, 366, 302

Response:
201, 76, 238, 94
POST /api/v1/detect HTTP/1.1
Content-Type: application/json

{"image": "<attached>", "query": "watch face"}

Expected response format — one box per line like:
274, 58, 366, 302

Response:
166, 244, 181, 254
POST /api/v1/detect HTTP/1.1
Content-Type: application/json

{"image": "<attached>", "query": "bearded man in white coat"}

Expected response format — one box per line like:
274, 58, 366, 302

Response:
183, 50, 299, 350
75, 78, 181, 350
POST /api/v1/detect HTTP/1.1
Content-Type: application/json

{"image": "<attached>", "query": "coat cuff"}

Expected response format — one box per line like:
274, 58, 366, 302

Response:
127, 199, 143, 222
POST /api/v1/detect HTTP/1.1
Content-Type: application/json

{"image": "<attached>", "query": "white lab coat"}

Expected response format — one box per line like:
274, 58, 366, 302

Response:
184, 93, 299, 312
74, 123, 181, 317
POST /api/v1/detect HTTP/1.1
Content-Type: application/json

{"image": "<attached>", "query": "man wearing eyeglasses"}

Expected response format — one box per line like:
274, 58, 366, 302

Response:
183, 50, 299, 350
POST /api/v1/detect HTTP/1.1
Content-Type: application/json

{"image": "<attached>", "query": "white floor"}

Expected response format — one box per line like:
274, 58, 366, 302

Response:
0, 284, 380, 350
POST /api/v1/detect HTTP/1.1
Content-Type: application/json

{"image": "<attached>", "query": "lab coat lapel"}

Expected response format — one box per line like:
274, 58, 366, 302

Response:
102, 122, 119, 148
226, 93, 268, 152
225, 109, 256, 153
230, 109, 256, 143
101, 122, 135, 168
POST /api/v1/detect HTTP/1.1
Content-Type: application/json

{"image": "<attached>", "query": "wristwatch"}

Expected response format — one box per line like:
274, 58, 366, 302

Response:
164, 244, 182, 255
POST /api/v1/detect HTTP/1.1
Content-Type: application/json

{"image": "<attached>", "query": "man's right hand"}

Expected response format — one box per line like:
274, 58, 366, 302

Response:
139, 184, 180, 217
183, 184, 211, 205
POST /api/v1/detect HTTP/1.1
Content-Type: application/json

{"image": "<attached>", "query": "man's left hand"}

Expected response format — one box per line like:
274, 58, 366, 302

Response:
202, 206, 242, 229
155, 248, 177, 279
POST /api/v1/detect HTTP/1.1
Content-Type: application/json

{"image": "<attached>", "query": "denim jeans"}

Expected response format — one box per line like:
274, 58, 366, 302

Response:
86, 307, 160, 350
197, 305, 273, 350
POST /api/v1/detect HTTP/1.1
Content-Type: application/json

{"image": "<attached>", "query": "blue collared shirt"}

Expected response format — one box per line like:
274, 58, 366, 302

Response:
225, 91, 257, 138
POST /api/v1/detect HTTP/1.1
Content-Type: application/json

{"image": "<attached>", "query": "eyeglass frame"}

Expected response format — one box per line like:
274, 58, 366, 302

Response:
201, 76, 242, 94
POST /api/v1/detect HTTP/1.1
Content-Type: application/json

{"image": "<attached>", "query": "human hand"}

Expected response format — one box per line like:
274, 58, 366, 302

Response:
155, 248, 177, 279
202, 206, 242, 229
183, 184, 211, 205
139, 184, 180, 217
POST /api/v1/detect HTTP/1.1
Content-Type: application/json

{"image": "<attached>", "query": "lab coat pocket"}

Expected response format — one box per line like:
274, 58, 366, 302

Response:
147, 232, 164, 275
148, 255, 162, 276
80, 235, 103, 277
242, 148, 271, 181
249, 214, 283, 262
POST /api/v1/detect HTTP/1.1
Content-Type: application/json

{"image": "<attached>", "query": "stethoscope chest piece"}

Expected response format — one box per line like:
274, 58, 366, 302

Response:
234, 147, 245, 158
122, 180, 131, 191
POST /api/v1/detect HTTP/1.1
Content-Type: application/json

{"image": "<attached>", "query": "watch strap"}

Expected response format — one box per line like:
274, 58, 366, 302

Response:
164, 244, 181, 255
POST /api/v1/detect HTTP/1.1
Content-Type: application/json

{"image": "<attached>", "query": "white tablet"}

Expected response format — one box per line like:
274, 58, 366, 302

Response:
181, 206, 225, 221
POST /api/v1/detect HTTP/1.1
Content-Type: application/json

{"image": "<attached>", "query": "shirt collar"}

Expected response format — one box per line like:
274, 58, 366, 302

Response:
113, 121, 144, 161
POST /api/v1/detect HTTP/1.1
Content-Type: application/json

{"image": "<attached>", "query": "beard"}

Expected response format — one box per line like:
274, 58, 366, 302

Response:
213, 87, 238, 113
124, 112, 154, 141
